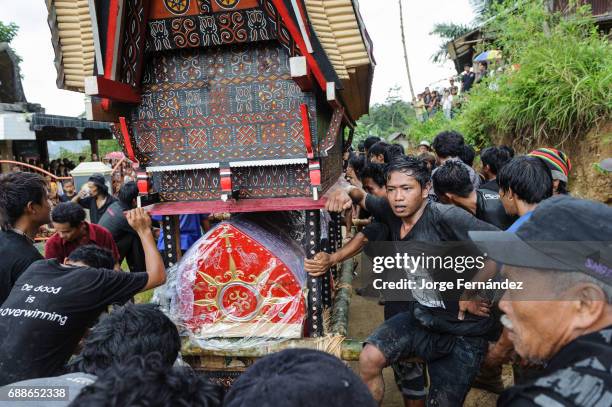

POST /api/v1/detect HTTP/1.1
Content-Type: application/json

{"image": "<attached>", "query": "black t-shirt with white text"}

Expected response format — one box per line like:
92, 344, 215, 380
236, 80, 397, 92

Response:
0, 260, 148, 385
0, 231, 43, 304
476, 189, 517, 230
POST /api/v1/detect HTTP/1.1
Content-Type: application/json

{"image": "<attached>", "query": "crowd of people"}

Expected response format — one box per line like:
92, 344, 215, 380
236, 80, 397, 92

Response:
319, 133, 610, 406
412, 61, 490, 121
0, 128, 609, 406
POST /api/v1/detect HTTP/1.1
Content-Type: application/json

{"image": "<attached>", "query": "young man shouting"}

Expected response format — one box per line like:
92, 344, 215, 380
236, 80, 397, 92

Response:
326, 157, 499, 405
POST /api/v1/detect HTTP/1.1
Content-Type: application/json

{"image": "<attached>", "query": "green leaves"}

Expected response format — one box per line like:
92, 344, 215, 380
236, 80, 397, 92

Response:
0, 21, 19, 44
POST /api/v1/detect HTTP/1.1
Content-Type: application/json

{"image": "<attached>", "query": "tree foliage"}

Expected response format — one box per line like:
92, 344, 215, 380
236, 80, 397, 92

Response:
354, 87, 415, 144
430, 23, 473, 63
417, 0, 612, 148
0, 21, 18, 44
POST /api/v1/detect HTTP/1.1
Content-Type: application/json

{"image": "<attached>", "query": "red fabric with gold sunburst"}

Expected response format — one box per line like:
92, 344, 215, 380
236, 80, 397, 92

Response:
181, 223, 306, 338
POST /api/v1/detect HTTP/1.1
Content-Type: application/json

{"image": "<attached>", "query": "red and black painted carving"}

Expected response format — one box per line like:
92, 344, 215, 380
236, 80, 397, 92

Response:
129, 43, 316, 169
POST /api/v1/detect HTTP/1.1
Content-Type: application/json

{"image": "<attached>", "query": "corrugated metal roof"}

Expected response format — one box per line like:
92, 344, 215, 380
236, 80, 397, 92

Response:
46, 0, 95, 91
304, 0, 372, 80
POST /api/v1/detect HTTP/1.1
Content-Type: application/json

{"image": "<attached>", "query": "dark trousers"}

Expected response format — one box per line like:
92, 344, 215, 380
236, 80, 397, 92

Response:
367, 307, 488, 406
116, 233, 145, 273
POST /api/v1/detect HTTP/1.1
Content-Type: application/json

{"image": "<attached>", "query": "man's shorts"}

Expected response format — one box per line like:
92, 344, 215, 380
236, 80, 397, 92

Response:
368, 302, 431, 400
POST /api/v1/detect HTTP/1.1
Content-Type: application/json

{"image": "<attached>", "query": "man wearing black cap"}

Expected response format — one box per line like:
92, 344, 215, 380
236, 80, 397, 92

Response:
469, 196, 612, 406
72, 174, 116, 224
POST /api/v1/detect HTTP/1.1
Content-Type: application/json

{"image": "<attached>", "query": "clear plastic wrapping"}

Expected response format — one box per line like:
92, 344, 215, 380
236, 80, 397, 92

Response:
155, 213, 308, 350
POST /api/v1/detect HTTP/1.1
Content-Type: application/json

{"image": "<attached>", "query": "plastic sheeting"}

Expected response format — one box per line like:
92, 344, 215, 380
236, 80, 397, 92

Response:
154, 213, 308, 350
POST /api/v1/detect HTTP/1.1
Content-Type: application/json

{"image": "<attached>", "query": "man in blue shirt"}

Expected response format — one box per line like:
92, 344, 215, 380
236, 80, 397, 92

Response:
152, 214, 209, 255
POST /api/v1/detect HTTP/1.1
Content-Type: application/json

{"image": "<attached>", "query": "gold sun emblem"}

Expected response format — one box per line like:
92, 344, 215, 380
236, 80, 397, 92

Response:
164, 0, 190, 15
215, 0, 240, 10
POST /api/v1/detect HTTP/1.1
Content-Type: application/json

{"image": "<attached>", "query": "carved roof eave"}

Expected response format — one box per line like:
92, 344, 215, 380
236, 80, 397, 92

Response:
46, 0, 95, 92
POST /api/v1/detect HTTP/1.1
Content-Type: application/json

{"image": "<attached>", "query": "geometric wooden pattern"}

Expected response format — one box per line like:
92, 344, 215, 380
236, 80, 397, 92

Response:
152, 164, 311, 201
129, 43, 317, 167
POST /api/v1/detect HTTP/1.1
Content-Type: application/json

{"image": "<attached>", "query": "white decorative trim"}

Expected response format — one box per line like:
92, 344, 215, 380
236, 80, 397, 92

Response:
229, 158, 308, 167
291, 0, 313, 53
146, 162, 220, 172
147, 158, 308, 172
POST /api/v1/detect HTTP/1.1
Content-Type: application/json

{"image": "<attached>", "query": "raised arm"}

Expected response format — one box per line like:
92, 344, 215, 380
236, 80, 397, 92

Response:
126, 208, 166, 291
325, 185, 368, 213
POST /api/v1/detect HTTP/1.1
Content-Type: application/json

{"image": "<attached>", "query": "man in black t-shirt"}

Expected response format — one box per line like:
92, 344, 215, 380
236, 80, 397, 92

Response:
432, 160, 517, 229
326, 157, 498, 405
480, 146, 513, 192
72, 174, 116, 224
59, 179, 77, 202
0, 173, 51, 304
99, 182, 145, 272
0, 208, 165, 385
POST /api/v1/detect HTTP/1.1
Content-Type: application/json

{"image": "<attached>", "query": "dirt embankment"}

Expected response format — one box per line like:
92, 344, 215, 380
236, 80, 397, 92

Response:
565, 122, 612, 204
494, 121, 611, 204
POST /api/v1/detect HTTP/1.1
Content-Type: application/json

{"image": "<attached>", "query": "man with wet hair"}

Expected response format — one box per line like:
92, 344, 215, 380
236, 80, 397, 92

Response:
480, 146, 513, 191
433, 160, 516, 229
431, 130, 480, 189
367, 141, 390, 164
363, 136, 382, 157
497, 156, 553, 232
0, 173, 50, 303
326, 156, 499, 405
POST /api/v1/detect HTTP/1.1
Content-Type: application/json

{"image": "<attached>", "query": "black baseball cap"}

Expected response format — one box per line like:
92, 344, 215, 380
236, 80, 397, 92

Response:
469, 195, 612, 283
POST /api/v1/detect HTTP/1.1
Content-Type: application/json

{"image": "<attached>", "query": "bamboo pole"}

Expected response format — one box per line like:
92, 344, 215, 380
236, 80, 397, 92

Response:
182, 337, 363, 361
329, 257, 354, 337
398, 0, 416, 100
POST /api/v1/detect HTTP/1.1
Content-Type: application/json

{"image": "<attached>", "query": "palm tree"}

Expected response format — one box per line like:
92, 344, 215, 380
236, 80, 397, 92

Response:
430, 0, 505, 63
430, 22, 474, 63
398, 0, 415, 100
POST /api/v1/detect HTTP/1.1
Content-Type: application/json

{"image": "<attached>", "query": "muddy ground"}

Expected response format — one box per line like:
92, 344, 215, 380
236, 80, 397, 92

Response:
346, 257, 513, 407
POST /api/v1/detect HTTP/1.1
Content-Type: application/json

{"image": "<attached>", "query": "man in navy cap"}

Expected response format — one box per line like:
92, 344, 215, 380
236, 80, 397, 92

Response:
469, 195, 612, 406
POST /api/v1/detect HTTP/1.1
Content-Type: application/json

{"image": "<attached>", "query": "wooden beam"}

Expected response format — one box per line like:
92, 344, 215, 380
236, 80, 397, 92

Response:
290, 56, 313, 91
145, 197, 327, 216
85, 76, 141, 103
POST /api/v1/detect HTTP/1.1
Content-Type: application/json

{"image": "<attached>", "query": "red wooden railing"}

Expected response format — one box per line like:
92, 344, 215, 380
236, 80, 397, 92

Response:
1, 159, 128, 179
0, 160, 71, 180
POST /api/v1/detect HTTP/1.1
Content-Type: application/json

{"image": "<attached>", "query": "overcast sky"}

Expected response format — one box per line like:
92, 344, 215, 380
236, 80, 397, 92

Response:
0, 1, 475, 116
